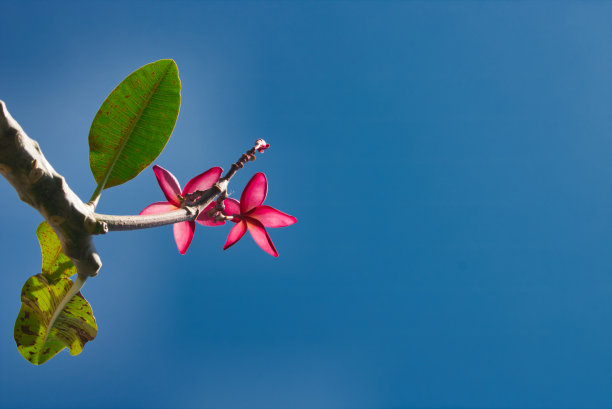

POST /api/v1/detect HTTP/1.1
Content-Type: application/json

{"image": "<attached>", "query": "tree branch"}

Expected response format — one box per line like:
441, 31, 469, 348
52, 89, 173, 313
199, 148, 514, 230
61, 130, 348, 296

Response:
0, 101, 104, 277
0, 99, 268, 273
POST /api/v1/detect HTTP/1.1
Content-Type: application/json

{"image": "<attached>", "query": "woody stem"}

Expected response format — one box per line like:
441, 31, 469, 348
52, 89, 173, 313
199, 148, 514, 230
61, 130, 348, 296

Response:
94, 140, 268, 231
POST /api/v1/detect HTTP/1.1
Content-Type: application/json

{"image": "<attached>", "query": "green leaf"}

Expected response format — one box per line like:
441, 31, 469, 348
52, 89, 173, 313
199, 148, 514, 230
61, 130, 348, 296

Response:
14, 275, 96, 365
37, 221, 76, 281
14, 222, 96, 365
88, 59, 181, 196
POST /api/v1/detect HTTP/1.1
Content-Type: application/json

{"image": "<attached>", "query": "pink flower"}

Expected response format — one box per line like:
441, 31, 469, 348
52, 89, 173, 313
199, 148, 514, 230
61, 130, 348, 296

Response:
140, 165, 223, 254
223, 172, 297, 257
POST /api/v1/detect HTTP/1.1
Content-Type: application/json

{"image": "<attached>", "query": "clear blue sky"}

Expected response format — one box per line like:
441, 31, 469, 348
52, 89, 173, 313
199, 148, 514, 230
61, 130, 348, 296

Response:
1, 1, 612, 408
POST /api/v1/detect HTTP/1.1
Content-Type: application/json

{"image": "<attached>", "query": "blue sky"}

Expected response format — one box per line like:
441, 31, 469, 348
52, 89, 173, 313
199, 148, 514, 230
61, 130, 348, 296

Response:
2, 1, 612, 408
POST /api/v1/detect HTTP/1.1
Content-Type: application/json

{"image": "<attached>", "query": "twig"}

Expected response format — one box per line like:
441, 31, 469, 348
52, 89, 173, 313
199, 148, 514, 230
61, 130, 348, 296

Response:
94, 139, 269, 231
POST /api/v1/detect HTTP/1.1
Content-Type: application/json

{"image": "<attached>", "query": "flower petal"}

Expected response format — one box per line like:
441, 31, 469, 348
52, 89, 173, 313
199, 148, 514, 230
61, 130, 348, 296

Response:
139, 202, 179, 215
223, 198, 242, 219
246, 218, 278, 257
196, 202, 225, 227
183, 167, 223, 195
248, 205, 297, 228
153, 165, 182, 206
223, 220, 247, 250
240, 172, 267, 214
173, 221, 195, 255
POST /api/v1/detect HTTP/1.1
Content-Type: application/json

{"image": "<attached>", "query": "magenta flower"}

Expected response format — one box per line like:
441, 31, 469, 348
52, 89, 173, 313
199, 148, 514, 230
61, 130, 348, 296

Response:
223, 172, 297, 257
140, 165, 223, 254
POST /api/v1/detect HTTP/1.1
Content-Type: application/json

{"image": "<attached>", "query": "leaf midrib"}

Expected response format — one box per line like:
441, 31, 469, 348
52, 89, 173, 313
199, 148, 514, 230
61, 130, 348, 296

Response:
38, 275, 86, 364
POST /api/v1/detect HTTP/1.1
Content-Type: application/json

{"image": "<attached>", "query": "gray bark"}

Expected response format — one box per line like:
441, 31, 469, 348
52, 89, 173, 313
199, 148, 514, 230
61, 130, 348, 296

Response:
0, 101, 104, 277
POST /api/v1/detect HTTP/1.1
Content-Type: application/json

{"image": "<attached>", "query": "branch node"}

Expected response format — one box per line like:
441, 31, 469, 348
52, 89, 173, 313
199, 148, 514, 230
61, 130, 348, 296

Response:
28, 159, 44, 183
84, 215, 108, 235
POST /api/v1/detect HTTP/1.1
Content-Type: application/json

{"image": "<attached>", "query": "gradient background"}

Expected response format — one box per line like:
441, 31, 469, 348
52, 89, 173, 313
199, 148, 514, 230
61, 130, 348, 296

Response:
2, 1, 612, 408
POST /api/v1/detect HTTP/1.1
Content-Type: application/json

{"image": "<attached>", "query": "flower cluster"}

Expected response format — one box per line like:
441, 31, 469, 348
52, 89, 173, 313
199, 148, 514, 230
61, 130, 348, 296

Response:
140, 167, 296, 256
140, 165, 223, 254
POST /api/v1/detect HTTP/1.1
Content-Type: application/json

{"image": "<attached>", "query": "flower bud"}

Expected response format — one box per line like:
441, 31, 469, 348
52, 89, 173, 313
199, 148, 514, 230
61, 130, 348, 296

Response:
255, 139, 270, 153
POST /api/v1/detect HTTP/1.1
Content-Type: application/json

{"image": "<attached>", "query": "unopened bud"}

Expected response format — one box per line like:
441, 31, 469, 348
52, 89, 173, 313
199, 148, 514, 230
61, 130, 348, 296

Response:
255, 138, 270, 153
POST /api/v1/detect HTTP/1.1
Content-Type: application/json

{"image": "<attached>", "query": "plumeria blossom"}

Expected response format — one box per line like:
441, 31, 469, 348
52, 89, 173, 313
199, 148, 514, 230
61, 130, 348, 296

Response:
140, 165, 223, 254
223, 172, 296, 257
